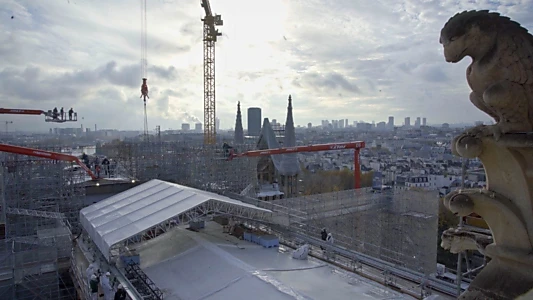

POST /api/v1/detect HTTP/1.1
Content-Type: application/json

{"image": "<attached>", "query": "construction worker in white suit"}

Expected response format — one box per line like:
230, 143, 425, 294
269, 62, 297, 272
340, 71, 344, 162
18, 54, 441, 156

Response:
100, 271, 114, 300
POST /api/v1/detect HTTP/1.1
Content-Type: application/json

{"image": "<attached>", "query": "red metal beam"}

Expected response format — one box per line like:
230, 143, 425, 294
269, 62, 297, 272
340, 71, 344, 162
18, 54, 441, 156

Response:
0, 143, 97, 181
0, 108, 45, 116
0, 108, 78, 123
230, 141, 365, 189
354, 149, 361, 189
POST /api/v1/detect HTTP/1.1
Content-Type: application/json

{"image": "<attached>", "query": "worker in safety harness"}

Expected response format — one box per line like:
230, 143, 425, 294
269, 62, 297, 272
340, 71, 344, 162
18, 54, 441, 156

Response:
89, 274, 99, 300
114, 284, 127, 300
68, 108, 74, 120
85, 261, 99, 286
81, 153, 89, 166
325, 232, 335, 259
101, 272, 113, 300
320, 228, 328, 250
223, 142, 233, 158
102, 157, 110, 176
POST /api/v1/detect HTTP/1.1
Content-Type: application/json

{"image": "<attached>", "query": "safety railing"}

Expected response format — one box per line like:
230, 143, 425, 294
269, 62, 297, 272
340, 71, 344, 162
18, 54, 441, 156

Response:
124, 262, 163, 300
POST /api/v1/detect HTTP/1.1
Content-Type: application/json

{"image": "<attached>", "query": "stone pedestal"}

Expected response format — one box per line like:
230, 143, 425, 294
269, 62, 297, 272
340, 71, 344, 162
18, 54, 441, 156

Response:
443, 132, 533, 299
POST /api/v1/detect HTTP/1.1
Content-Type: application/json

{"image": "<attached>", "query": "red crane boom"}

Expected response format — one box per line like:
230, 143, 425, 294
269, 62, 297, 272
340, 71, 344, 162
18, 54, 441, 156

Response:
0, 108, 44, 115
228, 141, 366, 189
0, 143, 97, 181
0, 108, 77, 123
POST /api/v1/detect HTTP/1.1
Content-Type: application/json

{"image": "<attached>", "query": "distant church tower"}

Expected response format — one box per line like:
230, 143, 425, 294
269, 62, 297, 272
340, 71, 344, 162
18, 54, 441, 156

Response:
281, 95, 299, 197
234, 101, 244, 144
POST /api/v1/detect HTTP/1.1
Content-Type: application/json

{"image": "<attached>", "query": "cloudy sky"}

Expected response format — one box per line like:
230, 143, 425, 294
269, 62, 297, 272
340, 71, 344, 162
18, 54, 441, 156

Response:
1, 0, 532, 132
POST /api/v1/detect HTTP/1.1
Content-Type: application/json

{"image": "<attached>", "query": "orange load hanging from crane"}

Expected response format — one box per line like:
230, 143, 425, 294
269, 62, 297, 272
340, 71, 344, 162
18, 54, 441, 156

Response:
140, 78, 149, 103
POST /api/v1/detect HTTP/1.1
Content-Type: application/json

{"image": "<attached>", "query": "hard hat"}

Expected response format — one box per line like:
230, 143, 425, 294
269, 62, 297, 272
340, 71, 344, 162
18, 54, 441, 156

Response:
105, 271, 110, 276
91, 274, 97, 280
118, 284, 123, 289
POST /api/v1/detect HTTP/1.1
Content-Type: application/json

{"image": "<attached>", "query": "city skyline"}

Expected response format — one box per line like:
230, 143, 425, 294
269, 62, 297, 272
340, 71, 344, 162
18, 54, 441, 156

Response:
42, 114, 479, 134
2, 1, 532, 132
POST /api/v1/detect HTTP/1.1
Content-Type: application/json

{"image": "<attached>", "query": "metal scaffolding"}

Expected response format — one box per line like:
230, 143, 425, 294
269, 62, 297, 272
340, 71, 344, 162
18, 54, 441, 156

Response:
100, 141, 438, 275
101, 141, 259, 194
0, 139, 441, 298
269, 187, 439, 275
0, 147, 84, 299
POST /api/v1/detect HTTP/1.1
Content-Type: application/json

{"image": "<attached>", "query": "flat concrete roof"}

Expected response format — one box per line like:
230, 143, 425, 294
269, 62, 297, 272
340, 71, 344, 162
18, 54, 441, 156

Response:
137, 222, 412, 300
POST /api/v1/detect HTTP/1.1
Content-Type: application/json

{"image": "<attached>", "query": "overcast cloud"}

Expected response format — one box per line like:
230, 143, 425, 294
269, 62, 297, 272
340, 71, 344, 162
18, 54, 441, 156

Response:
1, 0, 533, 132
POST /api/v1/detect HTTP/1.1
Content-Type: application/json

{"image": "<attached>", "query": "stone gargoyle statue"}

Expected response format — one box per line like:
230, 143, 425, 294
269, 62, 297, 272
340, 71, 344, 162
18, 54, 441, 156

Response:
441, 225, 493, 256
440, 10, 533, 140
440, 10, 533, 300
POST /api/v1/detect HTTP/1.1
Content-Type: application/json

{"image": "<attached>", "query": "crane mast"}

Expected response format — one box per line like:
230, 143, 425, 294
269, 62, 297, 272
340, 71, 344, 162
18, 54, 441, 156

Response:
201, 0, 223, 145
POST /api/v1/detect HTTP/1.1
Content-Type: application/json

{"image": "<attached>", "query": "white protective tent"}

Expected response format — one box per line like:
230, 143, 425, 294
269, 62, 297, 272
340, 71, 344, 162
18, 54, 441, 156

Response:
80, 179, 272, 261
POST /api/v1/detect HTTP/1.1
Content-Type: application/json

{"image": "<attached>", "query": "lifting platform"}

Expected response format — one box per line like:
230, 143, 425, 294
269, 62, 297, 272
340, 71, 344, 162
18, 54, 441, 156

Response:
0, 108, 78, 123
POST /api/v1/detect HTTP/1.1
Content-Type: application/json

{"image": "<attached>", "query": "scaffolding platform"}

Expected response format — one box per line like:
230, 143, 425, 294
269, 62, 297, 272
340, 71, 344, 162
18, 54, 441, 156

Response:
1, 146, 84, 299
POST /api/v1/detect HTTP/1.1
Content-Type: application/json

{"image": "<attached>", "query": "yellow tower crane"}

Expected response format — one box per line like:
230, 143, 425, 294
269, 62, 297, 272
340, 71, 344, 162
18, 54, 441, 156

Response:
201, 0, 223, 145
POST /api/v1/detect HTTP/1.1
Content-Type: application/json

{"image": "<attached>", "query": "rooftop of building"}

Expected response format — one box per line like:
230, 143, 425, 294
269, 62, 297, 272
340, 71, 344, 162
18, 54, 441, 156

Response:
134, 221, 414, 300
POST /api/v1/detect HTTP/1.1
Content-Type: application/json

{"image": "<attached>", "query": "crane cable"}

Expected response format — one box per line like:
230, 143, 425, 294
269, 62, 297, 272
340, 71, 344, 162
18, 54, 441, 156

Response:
141, 0, 147, 80
140, 0, 149, 139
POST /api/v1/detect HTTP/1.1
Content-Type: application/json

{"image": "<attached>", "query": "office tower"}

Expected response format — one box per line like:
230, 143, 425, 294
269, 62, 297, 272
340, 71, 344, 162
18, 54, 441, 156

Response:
247, 107, 262, 136
422, 117, 427, 126
404, 117, 411, 127
415, 117, 421, 128
388, 116, 394, 129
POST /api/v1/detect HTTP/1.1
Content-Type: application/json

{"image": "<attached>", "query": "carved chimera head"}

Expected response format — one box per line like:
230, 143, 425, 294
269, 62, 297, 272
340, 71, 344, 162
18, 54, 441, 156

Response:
440, 10, 520, 63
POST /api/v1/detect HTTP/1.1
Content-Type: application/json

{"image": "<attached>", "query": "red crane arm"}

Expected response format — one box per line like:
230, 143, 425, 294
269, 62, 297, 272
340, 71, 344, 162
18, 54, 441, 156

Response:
0, 143, 97, 181
231, 141, 365, 158
229, 141, 366, 189
0, 108, 45, 116
0, 108, 77, 123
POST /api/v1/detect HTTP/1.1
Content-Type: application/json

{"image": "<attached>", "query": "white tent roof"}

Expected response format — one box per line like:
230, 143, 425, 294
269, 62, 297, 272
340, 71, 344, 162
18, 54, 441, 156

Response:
80, 179, 272, 261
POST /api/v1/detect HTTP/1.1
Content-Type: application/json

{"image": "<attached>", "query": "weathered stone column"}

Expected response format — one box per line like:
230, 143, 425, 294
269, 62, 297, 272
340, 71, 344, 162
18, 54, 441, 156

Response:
443, 133, 533, 299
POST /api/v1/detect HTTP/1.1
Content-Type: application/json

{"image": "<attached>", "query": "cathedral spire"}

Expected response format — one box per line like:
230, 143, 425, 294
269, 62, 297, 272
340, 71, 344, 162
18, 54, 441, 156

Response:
234, 101, 244, 144
284, 95, 295, 147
